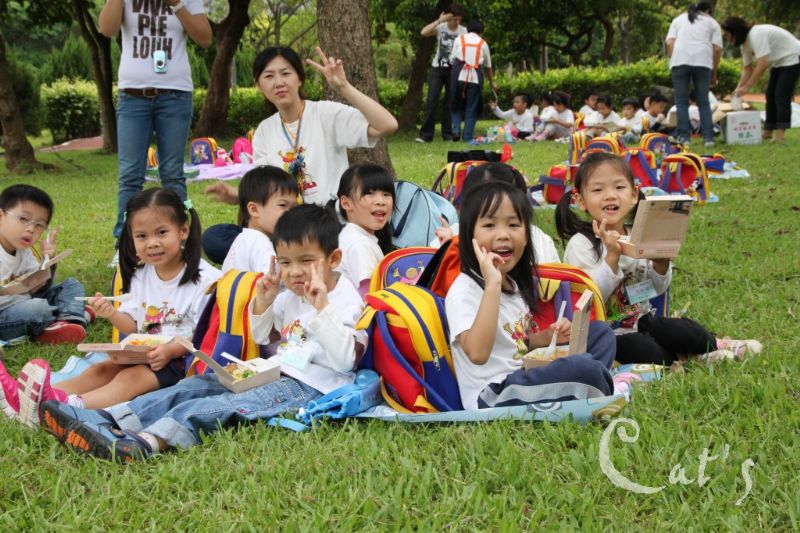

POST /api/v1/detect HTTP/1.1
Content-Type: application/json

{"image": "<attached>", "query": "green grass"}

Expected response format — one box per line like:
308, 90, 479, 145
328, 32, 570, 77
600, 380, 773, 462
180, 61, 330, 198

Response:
1, 125, 799, 530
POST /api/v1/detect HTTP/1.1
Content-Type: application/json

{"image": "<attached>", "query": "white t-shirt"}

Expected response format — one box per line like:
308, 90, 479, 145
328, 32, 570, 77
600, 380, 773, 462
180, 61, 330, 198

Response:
585, 110, 621, 131
492, 107, 534, 133
249, 275, 367, 394
742, 25, 800, 69
118, 259, 221, 335
563, 233, 671, 316
252, 100, 376, 206
0, 246, 40, 311
431, 23, 467, 68
539, 105, 557, 123
667, 104, 700, 130
446, 274, 538, 410
450, 33, 491, 84
429, 224, 561, 264
221, 228, 275, 274
337, 223, 383, 289
579, 104, 595, 116
617, 115, 643, 134
666, 12, 723, 70
117, 0, 204, 91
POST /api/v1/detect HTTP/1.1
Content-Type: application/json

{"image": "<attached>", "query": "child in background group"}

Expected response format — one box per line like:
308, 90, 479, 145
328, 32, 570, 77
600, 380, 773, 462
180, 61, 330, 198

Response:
328, 164, 395, 295
1, 188, 220, 428
639, 92, 668, 132
489, 92, 535, 139
616, 98, 644, 143
555, 152, 761, 366
445, 181, 616, 410
42, 204, 365, 462
579, 89, 599, 116
584, 95, 620, 137
222, 166, 299, 274
0, 185, 88, 345
532, 91, 574, 141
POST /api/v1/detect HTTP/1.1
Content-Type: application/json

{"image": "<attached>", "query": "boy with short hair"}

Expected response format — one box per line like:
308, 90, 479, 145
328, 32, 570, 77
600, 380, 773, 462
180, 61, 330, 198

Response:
579, 89, 599, 116
489, 92, 535, 139
221, 165, 300, 274
0, 184, 88, 344
42, 204, 366, 461
641, 92, 668, 132
617, 97, 644, 143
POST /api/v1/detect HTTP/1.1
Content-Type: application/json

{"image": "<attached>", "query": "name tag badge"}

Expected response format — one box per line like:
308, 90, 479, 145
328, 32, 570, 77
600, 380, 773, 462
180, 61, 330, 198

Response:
625, 280, 658, 305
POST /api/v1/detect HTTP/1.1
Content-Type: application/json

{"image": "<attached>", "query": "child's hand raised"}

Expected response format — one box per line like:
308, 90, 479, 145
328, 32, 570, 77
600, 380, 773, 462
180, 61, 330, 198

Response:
204, 183, 238, 205
41, 227, 59, 258
88, 292, 116, 320
254, 256, 281, 312
304, 261, 329, 311
488, 100, 497, 110
472, 238, 503, 288
435, 215, 453, 244
593, 218, 622, 255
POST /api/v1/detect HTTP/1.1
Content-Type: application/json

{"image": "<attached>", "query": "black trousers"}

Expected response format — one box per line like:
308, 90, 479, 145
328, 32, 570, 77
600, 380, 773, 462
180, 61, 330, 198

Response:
615, 314, 717, 366
418, 67, 454, 141
765, 60, 800, 131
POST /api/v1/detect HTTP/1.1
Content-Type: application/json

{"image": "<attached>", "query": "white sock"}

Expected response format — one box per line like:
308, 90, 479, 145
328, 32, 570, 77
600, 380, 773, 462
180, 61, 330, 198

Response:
137, 432, 161, 454
66, 395, 85, 408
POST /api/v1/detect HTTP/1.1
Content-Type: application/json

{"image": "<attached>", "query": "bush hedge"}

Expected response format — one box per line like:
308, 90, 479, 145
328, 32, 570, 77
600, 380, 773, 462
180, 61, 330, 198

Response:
39, 57, 742, 139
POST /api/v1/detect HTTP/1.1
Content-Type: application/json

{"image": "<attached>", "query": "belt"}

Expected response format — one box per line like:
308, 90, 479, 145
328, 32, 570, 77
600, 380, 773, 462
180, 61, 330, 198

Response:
121, 88, 180, 98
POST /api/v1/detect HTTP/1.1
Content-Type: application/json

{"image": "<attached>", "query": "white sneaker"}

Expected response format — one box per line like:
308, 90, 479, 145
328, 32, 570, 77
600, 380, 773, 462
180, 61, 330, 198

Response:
414, 137, 428, 144
715, 338, 762, 360
108, 250, 119, 269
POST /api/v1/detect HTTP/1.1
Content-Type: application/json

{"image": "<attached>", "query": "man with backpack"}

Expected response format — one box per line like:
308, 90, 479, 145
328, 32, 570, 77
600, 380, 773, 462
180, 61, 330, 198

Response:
449, 21, 496, 143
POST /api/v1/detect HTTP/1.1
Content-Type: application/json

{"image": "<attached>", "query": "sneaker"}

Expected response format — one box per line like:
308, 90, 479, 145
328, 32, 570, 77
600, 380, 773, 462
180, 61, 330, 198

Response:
66, 421, 151, 463
33, 321, 86, 345
41, 400, 117, 444
451, 134, 460, 142
699, 349, 736, 364
108, 249, 119, 269
17, 359, 67, 428
715, 338, 762, 360
0, 359, 20, 419
84, 305, 96, 324
414, 137, 430, 144
703, 140, 716, 148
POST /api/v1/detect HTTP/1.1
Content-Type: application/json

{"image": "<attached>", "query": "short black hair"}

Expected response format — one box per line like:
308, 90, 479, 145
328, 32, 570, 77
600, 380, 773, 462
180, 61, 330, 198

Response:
447, 3, 463, 16
649, 92, 668, 104
552, 90, 571, 107
253, 46, 306, 85
462, 162, 527, 199
540, 92, 554, 106
596, 94, 613, 108
513, 92, 532, 107
721, 17, 752, 46
467, 20, 484, 34
585, 89, 599, 100
0, 184, 54, 223
621, 97, 639, 109
272, 204, 340, 256
238, 166, 299, 227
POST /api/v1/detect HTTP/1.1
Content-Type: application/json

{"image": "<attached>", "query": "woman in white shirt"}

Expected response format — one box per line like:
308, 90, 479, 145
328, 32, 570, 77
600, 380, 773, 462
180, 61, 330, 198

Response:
665, 1, 722, 146
722, 17, 800, 142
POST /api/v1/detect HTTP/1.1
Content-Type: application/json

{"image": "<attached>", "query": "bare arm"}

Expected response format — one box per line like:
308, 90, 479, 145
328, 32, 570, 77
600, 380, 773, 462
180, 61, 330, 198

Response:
736, 57, 769, 95
711, 45, 722, 84
98, 0, 124, 38
665, 38, 675, 57
456, 282, 501, 365
169, 1, 213, 48
421, 13, 449, 37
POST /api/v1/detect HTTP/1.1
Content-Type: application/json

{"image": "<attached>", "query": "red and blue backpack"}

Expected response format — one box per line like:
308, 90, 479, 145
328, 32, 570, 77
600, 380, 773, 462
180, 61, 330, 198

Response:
659, 153, 711, 204
622, 147, 659, 187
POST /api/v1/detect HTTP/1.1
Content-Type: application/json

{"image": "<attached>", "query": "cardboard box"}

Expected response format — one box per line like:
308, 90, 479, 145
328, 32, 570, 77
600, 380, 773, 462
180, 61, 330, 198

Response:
0, 249, 72, 296
618, 195, 692, 259
77, 333, 174, 364
191, 350, 281, 393
722, 111, 761, 145
522, 290, 593, 369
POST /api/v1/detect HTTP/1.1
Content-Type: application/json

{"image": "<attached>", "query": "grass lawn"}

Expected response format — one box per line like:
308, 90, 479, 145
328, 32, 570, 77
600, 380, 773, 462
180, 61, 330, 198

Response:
0, 125, 798, 530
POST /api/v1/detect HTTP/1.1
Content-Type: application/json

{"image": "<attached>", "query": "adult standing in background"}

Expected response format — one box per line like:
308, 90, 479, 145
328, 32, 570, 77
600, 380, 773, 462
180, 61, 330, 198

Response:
449, 21, 495, 143
721, 17, 800, 142
416, 4, 466, 143
665, 1, 722, 147
99, 0, 212, 263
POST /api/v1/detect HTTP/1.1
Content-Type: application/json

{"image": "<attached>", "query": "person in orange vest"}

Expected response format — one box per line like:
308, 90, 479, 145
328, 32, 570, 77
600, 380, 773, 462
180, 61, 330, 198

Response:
449, 21, 496, 143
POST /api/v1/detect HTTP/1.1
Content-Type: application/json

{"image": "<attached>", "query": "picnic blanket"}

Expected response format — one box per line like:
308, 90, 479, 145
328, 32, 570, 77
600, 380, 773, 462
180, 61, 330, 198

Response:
146, 163, 253, 183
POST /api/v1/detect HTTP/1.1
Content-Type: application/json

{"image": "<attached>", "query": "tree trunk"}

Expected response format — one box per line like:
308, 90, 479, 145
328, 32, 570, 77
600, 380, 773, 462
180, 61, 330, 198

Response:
72, 0, 117, 152
194, 0, 251, 137
596, 13, 615, 64
0, 32, 42, 172
317, 0, 393, 173
396, 36, 435, 131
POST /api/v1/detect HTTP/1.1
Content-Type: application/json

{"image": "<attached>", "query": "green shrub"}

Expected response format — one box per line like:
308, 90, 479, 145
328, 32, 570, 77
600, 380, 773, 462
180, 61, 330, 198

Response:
41, 79, 100, 143
188, 45, 210, 88
39, 33, 93, 85
7, 50, 42, 136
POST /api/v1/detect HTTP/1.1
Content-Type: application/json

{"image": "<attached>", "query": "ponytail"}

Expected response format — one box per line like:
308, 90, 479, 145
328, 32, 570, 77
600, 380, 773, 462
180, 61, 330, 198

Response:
554, 190, 602, 261
688, 1, 712, 23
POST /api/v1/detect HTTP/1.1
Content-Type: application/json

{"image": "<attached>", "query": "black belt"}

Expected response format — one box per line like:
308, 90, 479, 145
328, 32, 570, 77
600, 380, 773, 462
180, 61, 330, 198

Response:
121, 88, 181, 98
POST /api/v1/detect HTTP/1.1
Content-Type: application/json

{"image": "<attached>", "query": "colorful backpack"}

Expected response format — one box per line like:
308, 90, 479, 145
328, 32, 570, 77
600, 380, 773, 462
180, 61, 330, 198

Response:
190, 137, 219, 165
369, 247, 437, 292
392, 180, 459, 248
431, 160, 486, 208
701, 153, 726, 175
538, 164, 577, 205
185, 270, 264, 376
568, 131, 590, 165
356, 282, 462, 413
659, 153, 711, 204
532, 263, 606, 328
639, 132, 678, 159
574, 111, 585, 130
230, 137, 253, 164
416, 236, 462, 298
585, 136, 622, 155
621, 148, 659, 187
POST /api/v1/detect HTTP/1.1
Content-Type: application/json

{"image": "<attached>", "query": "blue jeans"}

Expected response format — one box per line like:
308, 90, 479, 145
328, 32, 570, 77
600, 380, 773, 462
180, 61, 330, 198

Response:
671, 65, 714, 143
419, 67, 455, 141
0, 278, 86, 340
106, 374, 321, 450
114, 91, 193, 239
451, 81, 482, 142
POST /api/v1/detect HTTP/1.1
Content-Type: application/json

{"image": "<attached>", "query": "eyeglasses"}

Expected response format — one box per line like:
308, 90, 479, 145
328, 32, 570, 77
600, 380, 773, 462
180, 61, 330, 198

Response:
2, 210, 49, 233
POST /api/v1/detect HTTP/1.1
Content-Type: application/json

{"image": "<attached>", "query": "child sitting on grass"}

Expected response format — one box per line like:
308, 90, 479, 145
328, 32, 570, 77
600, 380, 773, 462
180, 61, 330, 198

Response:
584, 95, 620, 137
489, 92, 535, 139
616, 97, 644, 143
1, 188, 220, 428
41, 204, 366, 462
221, 165, 299, 274
532, 91, 574, 141
0, 184, 89, 345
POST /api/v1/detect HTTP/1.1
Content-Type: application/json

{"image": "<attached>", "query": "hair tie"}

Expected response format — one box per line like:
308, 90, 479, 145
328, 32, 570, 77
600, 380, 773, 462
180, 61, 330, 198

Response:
183, 199, 194, 211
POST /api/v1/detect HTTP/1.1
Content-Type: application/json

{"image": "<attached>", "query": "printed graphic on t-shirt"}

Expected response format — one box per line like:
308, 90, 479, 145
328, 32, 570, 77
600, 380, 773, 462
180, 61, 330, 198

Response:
141, 301, 190, 333
281, 319, 307, 344
130, 0, 174, 60
437, 32, 458, 67
280, 148, 318, 196
504, 311, 536, 359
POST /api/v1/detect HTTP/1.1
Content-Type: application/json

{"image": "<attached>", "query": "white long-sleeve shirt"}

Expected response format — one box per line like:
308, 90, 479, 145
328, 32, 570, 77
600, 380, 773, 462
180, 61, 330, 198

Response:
492, 107, 534, 133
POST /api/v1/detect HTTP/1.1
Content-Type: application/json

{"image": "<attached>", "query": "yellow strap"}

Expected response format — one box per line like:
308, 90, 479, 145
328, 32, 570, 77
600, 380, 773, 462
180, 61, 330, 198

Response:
381, 379, 414, 414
